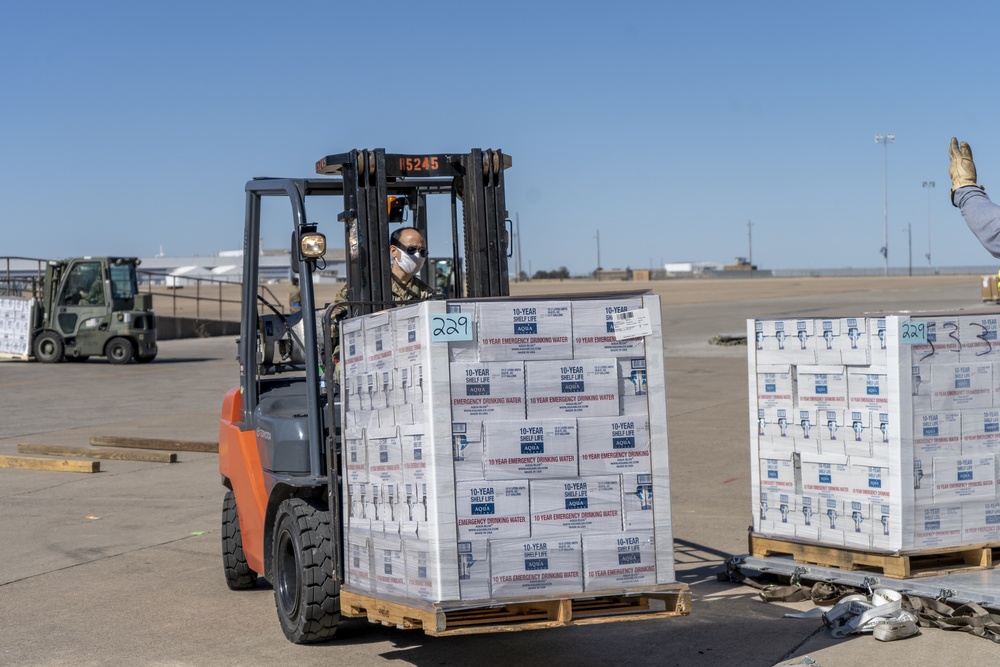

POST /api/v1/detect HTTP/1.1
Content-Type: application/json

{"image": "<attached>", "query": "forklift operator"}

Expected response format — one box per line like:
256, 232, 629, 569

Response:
387, 226, 434, 302
328, 226, 434, 366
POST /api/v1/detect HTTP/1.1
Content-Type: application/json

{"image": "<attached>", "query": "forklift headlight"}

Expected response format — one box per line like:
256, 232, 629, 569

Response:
82, 317, 102, 329
300, 233, 326, 259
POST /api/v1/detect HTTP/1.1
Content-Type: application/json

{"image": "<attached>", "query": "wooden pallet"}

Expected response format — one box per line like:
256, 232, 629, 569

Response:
749, 533, 999, 579
339, 585, 691, 636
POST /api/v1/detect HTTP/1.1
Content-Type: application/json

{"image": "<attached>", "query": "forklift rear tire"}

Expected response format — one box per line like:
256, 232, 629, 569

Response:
106, 337, 134, 365
222, 491, 258, 590
273, 498, 339, 644
34, 332, 64, 363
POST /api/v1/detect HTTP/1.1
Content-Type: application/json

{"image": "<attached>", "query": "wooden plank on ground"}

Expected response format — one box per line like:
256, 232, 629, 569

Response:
90, 435, 218, 453
18, 444, 177, 463
0, 455, 99, 473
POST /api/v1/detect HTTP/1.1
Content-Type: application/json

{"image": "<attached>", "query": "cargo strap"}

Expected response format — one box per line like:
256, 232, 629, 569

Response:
723, 559, 1000, 644
719, 561, 853, 604
900, 595, 1000, 644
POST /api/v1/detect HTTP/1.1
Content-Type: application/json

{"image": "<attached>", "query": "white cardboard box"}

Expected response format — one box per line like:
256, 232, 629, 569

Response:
913, 410, 963, 457
366, 426, 402, 486
583, 531, 657, 592
847, 457, 892, 505
932, 455, 998, 503
344, 429, 367, 485
757, 319, 817, 365
363, 312, 395, 373
530, 476, 624, 536
621, 472, 655, 531
757, 365, 797, 411
839, 317, 871, 366
399, 424, 428, 487
450, 361, 526, 421
476, 300, 573, 361
618, 357, 650, 416
908, 315, 962, 365
457, 538, 491, 600
799, 454, 850, 501
962, 500, 1000, 544
911, 504, 964, 549
571, 298, 646, 359
482, 418, 579, 479
371, 533, 407, 597
525, 358, 619, 418
489, 536, 583, 597
346, 528, 373, 592
814, 318, 843, 364
958, 314, 1000, 362
797, 365, 849, 412
577, 416, 652, 475
452, 421, 485, 482
340, 318, 367, 378
961, 408, 1000, 456
930, 362, 993, 410
847, 366, 890, 414
403, 534, 459, 602
455, 480, 531, 539
759, 456, 796, 494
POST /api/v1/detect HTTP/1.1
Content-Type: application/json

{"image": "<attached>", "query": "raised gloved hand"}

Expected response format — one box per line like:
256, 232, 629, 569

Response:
950, 137, 983, 193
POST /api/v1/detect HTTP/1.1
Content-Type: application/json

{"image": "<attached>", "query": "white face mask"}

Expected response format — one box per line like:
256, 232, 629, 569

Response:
395, 248, 425, 276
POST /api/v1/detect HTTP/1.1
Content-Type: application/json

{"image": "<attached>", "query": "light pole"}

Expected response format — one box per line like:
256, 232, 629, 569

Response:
904, 223, 912, 276
876, 133, 895, 276
595, 229, 601, 274
922, 181, 935, 268
747, 220, 753, 278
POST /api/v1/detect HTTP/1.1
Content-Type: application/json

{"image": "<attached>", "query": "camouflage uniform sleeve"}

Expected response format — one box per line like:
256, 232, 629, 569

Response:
328, 284, 349, 364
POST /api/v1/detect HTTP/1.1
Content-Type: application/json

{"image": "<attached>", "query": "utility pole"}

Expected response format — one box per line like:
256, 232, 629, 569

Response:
747, 220, 753, 278
876, 133, 895, 276
906, 223, 912, 276
595, 229, 601, 275
922, 181, 935, 267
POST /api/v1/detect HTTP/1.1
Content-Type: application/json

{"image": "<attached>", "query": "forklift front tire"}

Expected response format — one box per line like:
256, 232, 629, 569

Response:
106, 337, 134, 365
34, 332, 64, 363
222, 491, 258, 590
273, 498, 339, 644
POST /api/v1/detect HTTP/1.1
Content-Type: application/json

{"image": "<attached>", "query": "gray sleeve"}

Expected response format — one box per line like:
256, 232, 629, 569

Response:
953, 186, 1000, 259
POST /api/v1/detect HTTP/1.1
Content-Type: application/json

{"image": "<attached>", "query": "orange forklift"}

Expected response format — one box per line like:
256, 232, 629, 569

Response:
218, 149, 511, 642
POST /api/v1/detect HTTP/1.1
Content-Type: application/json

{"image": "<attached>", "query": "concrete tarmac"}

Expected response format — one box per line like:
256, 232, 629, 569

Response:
2, 275, 999, 666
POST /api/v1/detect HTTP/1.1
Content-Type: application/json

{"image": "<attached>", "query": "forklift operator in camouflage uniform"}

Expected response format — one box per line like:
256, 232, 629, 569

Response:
328, 226, 435, 366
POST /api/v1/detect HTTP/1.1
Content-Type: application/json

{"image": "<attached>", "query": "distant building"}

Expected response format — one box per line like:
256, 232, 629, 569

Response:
663, 261, 724, 274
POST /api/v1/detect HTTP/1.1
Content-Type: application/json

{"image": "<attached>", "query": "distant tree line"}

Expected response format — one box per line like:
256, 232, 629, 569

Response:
531, 266, 571, 280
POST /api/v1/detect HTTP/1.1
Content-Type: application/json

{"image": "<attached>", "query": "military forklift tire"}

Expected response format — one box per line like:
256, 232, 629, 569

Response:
106, 337, 134, 364
272, 498, 339, 644
222, 490, 258, 590
34, 332, 64, 363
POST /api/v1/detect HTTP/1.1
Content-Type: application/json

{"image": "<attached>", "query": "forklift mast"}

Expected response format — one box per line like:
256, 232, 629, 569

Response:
315, 148, 512, 318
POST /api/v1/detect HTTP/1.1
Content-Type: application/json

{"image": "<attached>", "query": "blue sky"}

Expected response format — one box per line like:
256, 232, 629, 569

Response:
3, 1, 1000, 275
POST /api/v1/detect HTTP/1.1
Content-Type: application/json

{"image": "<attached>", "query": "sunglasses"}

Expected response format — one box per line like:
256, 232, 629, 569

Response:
394, 243, 428, 258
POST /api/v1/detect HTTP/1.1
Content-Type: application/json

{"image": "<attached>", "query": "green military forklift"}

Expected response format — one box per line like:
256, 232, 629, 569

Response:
218, 148, 511, 642
31, 256, 158, 364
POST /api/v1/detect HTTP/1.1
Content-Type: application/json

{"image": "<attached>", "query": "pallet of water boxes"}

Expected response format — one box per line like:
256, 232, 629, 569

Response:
749, 311, 1000, 578
0, 296, 33, 360
337, 290, 688, 634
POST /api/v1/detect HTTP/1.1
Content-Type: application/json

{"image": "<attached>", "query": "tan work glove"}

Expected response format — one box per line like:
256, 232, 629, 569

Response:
950, 137, 984, 194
